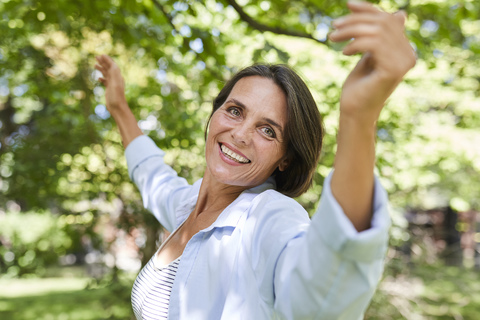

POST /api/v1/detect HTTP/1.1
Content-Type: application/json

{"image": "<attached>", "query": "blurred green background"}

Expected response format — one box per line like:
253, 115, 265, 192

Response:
1, 0, 480, 319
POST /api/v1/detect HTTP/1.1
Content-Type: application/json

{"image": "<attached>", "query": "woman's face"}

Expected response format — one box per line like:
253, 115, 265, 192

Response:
205, 76, 289, 189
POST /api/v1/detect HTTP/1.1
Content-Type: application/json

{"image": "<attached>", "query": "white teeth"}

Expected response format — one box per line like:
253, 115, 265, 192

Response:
221, 144, 250, 163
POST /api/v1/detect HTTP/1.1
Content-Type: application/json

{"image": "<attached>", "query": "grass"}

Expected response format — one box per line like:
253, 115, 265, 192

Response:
366, 261, 480, 319
0, 275, 135, 320
1, 262, 479, 320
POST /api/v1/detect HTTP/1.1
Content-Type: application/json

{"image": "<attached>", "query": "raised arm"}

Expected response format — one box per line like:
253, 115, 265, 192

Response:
329, 1, 416, 231
95, 55, 143, 148
95, 55, 193, 230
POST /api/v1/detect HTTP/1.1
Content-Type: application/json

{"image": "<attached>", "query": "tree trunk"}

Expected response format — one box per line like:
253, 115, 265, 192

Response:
443, 206, 463, 266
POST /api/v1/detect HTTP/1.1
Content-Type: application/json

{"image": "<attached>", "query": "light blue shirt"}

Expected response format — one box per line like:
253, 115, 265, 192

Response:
126, 135, 391, 320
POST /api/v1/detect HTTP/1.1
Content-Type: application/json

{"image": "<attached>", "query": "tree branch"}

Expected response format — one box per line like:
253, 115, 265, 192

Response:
224, 0, 324, 44
151, 0, 226, 81
151, 0, 176, 31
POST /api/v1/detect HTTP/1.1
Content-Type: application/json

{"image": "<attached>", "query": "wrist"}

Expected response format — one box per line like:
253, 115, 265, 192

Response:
339, 111, 378, 133
108, 98, 130, 116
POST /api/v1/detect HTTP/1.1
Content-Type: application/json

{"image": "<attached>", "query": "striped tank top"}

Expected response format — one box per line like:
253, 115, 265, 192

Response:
131, 255, 181, 319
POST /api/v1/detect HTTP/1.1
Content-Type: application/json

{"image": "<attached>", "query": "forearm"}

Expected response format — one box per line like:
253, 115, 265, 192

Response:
331, 115, 376, 232
110, 101, 143, 148
328, 0, 415, 232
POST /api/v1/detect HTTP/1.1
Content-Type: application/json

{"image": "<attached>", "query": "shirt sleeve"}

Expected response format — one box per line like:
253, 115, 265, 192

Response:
125, 135, 192, 232
272, 171, 391, 320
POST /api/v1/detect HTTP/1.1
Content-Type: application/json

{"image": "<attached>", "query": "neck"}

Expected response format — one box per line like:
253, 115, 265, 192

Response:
192, 171, 247, 219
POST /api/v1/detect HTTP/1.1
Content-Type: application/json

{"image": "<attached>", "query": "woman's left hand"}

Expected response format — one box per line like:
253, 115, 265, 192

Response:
329, 1, 416, 124
328, 1, 416, 232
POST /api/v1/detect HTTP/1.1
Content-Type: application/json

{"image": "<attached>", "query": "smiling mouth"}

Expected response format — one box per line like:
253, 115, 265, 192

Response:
220, 144, 251, 164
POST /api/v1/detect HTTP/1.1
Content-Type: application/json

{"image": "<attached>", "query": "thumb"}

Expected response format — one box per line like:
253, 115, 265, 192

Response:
394, 10, 407, 26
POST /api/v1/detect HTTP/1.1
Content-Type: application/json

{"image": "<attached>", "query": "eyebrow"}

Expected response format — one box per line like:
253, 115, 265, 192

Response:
227, 98, 285, 137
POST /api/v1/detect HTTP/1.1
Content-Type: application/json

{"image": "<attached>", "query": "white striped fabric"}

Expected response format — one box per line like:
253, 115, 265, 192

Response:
131, 255, 181, 320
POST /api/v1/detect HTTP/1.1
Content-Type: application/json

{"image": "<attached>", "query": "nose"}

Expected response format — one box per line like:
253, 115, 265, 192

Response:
231, 123, 253, 145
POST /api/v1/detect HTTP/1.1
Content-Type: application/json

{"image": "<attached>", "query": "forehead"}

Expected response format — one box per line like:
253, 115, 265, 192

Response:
228, 76, 288, 124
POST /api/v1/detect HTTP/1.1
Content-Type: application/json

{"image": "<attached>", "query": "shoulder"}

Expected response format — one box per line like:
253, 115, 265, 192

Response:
252, 189, 308, 216
245, 189, 311, 237
239, 189, 311, 270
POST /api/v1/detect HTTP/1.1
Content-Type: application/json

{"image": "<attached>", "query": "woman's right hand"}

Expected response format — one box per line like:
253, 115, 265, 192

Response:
95, 55, 127, 113
94, 55, 143, 148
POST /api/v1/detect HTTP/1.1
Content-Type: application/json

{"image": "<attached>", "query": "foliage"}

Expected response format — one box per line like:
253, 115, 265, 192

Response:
0, 3, 479, 317
0, 211, 94, 277
1, 0, 479, 213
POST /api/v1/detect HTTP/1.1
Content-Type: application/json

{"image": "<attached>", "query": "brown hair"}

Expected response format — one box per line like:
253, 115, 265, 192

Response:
206, 64, 324, 198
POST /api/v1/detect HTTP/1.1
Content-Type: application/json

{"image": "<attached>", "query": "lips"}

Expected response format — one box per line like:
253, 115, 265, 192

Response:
220, 143, 251, 164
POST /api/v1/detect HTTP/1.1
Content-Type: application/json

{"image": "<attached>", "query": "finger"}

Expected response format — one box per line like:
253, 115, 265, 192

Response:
350, 52, 374, 72
333, 13, 383, 29
96, 55, 107, 67
98, 54, 112, 68
342, 37, 376, 56
94, 63, 106, 73
346, 1, 381, 14
98, 77, 107, 85
393, 10, 407, 26
104, 55, 117, 68
329, 24, 380, 42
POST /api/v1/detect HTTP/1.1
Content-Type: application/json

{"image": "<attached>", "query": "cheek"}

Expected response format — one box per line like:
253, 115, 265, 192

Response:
213, 110, 233, 124
252, 144, 286, 175
206, 116, 224, 143
257, 140, 286, 160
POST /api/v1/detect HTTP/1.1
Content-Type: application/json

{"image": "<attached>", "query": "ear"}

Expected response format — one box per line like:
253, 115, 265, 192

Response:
278, 157, 290, 172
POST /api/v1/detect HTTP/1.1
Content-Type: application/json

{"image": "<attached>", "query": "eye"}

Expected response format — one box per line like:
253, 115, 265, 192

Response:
261, 126, 276, 138
228, 107, 241, 117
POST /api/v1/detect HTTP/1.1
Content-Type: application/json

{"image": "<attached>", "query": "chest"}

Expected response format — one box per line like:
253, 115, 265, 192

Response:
165, 220, 274, 319
156, 211, 220, 267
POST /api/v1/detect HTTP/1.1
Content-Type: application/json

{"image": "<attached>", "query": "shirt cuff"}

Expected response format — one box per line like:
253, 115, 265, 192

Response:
314, 171, 391, 262
125, 135, 165, 179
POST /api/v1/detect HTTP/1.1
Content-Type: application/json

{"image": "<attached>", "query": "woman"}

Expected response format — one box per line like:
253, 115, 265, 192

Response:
95, 1, 415, 319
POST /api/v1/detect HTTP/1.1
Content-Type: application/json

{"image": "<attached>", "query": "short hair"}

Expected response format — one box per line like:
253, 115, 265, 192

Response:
205, 64, 324, 198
